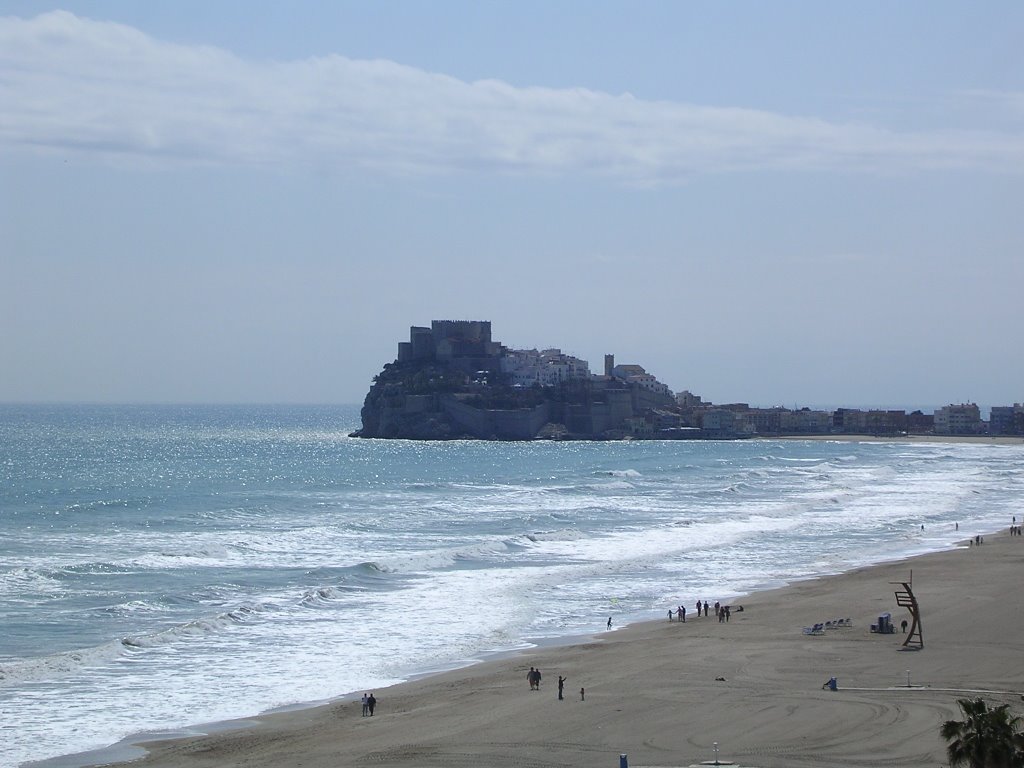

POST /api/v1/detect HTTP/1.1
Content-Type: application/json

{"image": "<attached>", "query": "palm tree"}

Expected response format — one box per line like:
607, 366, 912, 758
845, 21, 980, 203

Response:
941, 697, 1024, 768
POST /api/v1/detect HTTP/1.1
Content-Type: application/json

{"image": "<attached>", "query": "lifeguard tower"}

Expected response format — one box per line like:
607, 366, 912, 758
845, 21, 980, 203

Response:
892, 580, 923, 649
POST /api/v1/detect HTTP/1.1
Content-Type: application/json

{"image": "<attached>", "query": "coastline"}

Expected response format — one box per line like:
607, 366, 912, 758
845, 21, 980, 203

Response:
770, 433, 1024, 445
62, 530, 1024, 768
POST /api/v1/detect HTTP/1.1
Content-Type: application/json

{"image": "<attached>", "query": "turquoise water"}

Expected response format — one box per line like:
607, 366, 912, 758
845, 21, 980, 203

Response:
2, 404, 1021, 767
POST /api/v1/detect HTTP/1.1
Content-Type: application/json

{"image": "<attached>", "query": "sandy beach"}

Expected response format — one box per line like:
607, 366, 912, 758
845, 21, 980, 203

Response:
89, 529, 1024, 768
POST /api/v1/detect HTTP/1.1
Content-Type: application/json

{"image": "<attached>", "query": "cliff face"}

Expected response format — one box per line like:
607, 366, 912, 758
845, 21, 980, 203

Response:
351, 360, 556, 440
354, 362, 463, 439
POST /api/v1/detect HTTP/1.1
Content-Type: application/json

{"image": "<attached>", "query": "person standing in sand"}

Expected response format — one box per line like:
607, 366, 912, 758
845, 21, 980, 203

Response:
361, 693, 369, 717
367, 693, 376, 716
527, 667, 536, 690
557, 675, 566, 700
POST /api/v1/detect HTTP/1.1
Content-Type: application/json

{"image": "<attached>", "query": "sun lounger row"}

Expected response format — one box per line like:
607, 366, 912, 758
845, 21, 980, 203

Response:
802, 618, 852, 635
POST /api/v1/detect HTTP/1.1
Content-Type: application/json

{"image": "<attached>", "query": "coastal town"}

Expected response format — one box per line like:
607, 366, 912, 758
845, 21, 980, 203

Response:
354, 320, 1024, 440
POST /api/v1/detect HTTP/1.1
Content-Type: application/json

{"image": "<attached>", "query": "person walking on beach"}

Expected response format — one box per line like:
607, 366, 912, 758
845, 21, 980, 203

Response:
703, 600, 709, 617
558, 675, 566, 700
695, 600, 701, 617
367, 693, 376, 716
679, 605, 686, 622
361, 693, 369, 717
668, 609, 674, 621
607, 616, 612, 630
527, 667, 537, 690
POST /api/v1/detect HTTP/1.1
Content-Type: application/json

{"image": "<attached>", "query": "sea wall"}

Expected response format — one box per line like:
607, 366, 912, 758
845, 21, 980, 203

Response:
442, 397, 550, 440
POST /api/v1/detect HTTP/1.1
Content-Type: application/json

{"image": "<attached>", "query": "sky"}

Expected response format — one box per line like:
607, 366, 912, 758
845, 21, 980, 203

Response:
2, 2, 1023, 409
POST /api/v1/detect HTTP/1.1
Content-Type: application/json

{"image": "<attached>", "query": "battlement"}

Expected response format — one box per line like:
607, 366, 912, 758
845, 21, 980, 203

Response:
398, 320, 499, 363
430, 320, 491, 345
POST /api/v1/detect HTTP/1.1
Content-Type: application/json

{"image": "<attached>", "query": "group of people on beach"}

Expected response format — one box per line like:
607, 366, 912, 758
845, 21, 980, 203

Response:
360, 692, 377, 717
527, 666, 542, 690
669, 599, 741, 623
527, 667, 579, 701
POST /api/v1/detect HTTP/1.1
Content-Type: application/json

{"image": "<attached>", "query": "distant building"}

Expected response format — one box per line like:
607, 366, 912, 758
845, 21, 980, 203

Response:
990, 404, 1024, 436
933, 403, 983, 435
675, 390, 703, 408
501, 348, 590, 387
779, 408, 832, 434
906, 410, 934, 434
624, 416, 655, 437
749, 407, 787, 435
609, 363, 671, 397
610, 363, 647, 379
834, 408, 906, 435
698, 408, 754, 437
701, 408, 737, 436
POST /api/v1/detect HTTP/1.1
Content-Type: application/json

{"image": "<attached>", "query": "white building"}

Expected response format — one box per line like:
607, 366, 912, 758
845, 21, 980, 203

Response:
501, 348, 591, 387
625, 373, 672, 397
610, 363, 671, 396
933, 403, 982, 435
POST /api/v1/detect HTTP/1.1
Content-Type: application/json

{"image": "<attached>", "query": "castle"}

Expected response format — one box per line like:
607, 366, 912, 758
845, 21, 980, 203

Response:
355, 320, 676, 440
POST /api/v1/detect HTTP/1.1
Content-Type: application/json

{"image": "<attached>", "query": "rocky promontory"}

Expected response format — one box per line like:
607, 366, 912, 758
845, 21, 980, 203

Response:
351, 320, 692, 441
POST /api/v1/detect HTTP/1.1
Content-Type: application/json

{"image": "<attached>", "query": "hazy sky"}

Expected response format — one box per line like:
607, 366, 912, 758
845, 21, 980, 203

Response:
3, 2, 1022, 408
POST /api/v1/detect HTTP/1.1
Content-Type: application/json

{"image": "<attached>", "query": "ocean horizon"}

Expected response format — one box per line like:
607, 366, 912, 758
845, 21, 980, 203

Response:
2, 403, 1022, 768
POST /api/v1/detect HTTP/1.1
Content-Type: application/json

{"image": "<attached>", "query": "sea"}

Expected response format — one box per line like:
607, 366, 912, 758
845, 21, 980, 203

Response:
2, 403, 1022, 768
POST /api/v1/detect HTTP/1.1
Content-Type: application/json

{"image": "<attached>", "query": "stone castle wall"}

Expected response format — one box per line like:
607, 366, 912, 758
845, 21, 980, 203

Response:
442, 396, 549, 440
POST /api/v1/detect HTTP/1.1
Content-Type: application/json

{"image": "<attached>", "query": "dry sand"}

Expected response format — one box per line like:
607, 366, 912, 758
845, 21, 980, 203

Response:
102, 532, 1024, 768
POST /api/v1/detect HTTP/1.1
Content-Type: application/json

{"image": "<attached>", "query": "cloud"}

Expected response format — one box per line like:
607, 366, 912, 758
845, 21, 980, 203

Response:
2, 11, 1023, 181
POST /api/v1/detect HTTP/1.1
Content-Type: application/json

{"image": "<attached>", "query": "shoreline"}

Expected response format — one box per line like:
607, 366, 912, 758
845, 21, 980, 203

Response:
770, 433, 1024, 445
43, 529, 1024, 768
